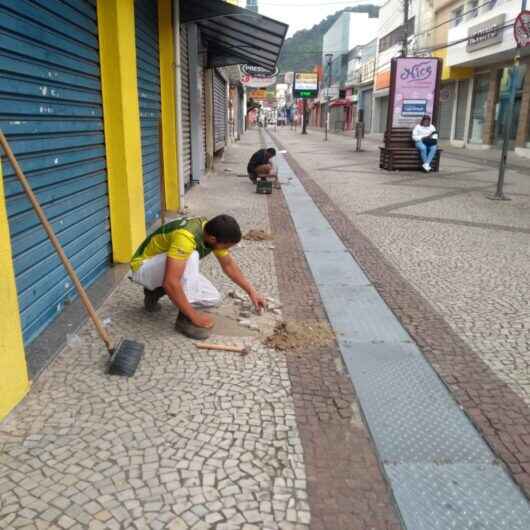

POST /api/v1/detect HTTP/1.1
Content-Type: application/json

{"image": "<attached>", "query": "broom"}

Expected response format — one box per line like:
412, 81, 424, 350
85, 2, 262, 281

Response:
0, 131, 144, 377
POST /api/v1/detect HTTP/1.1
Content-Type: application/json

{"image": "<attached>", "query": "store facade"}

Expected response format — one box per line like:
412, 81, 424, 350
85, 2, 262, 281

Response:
445, 0, 530, 155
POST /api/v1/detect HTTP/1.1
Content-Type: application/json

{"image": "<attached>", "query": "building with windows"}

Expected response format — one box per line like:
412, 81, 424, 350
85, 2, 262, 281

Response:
432, 0, 530, 155
321, 10, 379, 132
346, 39, 378, 132
246, 0, 258, 13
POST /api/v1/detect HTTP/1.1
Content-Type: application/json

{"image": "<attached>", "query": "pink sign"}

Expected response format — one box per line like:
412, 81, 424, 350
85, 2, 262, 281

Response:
391, 58, 439, 129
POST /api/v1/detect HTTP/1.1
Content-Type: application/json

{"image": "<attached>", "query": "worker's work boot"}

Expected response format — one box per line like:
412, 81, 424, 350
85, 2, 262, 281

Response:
144, 287, 166, 312
174, 312, 211, 340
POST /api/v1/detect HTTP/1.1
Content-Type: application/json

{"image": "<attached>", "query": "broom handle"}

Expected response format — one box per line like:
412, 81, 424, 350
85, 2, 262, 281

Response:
0, 130, 113, 352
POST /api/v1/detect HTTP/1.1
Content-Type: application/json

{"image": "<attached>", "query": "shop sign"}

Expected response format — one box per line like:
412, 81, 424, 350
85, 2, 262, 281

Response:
390, 57, 440, 128
360, 59, 375, 83
374, 69, 390, 90
240, 64, 278, 88
321, 86, 339, 99
293, 72, 319, 98
514, 11, 530, 48
467, 14, 505, 52
248, 89, 268, 101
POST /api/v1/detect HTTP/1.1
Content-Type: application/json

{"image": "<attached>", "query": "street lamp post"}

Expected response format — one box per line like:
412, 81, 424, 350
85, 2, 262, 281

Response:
324, 53, 333, 141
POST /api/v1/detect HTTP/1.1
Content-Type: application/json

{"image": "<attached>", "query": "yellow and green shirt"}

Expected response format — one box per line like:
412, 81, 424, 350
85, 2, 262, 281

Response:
130, 217, 229, 272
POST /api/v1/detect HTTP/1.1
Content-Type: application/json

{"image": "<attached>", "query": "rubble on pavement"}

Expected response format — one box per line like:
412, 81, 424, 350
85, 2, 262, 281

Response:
242, 229, 274, 241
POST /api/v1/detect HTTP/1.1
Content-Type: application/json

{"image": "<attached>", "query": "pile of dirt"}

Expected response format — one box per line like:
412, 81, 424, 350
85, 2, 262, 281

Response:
264, 320, 335, 352
243, 229, 274, 241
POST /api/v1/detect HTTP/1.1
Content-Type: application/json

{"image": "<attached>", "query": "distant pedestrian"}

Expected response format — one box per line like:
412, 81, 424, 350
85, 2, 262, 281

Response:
412, 115, 438, 172
247, 147, 278, 186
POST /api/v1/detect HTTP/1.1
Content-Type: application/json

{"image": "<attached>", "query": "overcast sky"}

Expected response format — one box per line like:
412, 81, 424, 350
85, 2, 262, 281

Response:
257, 0, 366, 38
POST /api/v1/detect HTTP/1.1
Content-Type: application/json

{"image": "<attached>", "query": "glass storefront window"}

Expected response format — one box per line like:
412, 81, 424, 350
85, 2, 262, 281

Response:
455, 79, 469, 140
468, 74, 489, 144
495, 65, 527, 147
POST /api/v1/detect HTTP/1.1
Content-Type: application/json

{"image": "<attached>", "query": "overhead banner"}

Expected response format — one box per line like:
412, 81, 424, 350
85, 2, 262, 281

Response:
248, 89, 268, 100
293, 72, 319, 98
240, 64, 278, 88
248, 88, 275, 101
388, 57, 441, 129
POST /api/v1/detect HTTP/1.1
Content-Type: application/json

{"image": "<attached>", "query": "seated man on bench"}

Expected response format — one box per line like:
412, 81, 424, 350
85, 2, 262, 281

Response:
412, 115, 438, 172
247, 147, 279, 186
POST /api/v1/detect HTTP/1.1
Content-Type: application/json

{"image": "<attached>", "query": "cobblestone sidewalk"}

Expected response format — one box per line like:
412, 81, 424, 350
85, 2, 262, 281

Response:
0, 136, 311, 530
270, 126, 530, 498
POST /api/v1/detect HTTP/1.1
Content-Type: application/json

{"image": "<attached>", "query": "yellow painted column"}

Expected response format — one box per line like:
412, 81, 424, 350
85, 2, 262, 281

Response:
158, 0, 180, 211
0, 163, 29, 421
97, 0, 146, 263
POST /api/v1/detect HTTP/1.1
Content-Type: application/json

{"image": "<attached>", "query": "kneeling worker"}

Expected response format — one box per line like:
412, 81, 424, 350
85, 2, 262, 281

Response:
129, 215, 265, 339
247, 147, 278, 185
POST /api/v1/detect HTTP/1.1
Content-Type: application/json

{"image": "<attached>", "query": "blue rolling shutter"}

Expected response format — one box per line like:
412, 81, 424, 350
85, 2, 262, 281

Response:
0, 0, 112, 344
213, 69, 227, 152
135, 0, 162, 229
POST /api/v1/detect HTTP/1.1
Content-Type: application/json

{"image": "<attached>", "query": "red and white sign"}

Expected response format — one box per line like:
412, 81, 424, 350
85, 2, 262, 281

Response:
514, 11, 530, 48
240, 64, 277, 88
240, 73, 277, 88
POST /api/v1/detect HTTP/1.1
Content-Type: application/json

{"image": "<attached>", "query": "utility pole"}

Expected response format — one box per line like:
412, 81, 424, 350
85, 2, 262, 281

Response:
490, 62, 519, 201
402, 0, 409, 57
324, 53, 333, 141
302, 99, 308, 134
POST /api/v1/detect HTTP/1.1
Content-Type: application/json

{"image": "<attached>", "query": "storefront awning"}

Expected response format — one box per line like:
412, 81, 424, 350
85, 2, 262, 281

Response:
180, 0, 288, 71
329, 99, 350, 108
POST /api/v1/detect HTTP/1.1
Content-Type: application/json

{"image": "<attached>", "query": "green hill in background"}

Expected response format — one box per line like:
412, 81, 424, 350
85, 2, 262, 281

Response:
277, 4, 380, 76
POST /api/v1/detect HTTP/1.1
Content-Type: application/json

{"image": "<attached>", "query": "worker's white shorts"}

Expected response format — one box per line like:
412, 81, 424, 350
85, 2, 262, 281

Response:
129, 251, 221, 307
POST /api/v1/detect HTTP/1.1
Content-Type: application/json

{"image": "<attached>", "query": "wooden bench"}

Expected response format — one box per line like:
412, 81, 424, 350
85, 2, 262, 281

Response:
379, 127, 442, 172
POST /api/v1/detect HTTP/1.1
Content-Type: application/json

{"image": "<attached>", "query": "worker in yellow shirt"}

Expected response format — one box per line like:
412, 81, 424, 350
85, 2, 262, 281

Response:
130, 215, 265, 339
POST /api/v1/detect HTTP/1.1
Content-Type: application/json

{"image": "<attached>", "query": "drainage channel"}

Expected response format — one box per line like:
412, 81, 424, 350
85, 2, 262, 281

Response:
267, 133, 530, 529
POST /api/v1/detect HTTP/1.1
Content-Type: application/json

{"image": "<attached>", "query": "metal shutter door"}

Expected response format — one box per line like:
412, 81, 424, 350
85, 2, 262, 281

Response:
239, 90, 244, 136
213, 70, 227, 152
180, 25, 192, 188
439, 83, 455, 140
0, 0, 112, 344
135, 0, 161, 227
455, 79, 470, 141
200, 65, 207, 172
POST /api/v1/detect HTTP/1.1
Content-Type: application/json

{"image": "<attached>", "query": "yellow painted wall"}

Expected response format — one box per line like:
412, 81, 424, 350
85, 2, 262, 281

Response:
97, 0, 146, 263
158, 0, 180, 212
432, 1, 473, 82
434, 49, 473, 81
0, 162, 29, 421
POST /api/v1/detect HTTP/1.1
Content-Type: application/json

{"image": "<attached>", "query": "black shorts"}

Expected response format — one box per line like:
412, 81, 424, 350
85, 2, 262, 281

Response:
247, 166, 257, 183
